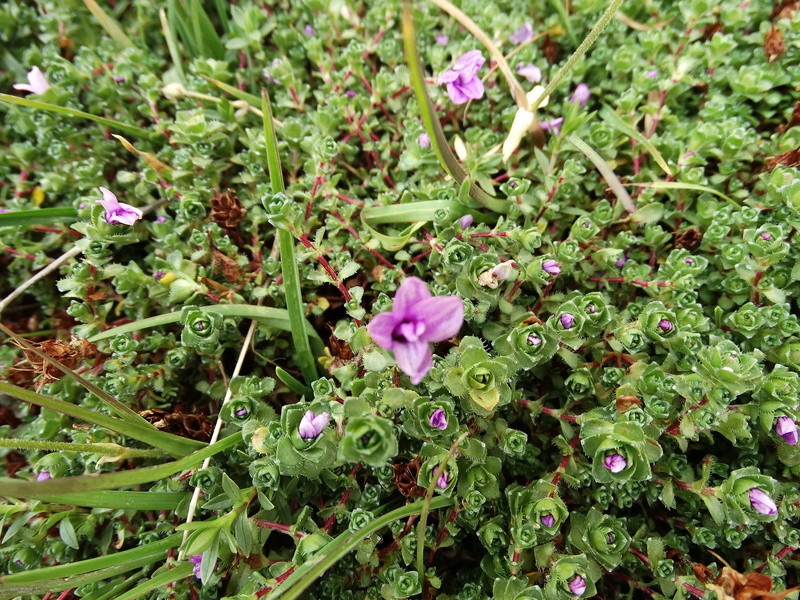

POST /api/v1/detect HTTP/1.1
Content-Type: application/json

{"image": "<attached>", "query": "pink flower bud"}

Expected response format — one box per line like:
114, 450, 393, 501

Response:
603, 453, 627, 473
775, 416, 798, 445
748, 488, 777, 515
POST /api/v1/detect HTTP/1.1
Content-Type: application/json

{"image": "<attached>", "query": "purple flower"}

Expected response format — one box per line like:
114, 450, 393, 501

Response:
434, 34, 449, 46
304, 25, 315, 36
344, 90, 356, 98
437, 50, 486, 105
568, 575, 587, 596
560, 313, 575, 329
586, 305, 596, 314
459, 214, 474, 229
417, 133, 431, 147
298, 410, 330, 440
775, 416, 798, 445
684, 258, 695, 264
188, 554, 203, 579
748, 488, 777, 516
603, 453, 627, 473
98, 187, 143, 226
542, 259, 561, 276
760, 232, 772, 241
615, 255, 628, 267
646, 70, 658, 78
235, 407, 249, 418
658, 319, 673, 332
13, 66, 50, 95
540, 117, 564, 135
154, 271, 166, 280
114, 76, 126, 83
429, 408, 448, 430
156, 216, 167, 223
509, 22, 533, 44
436, 471, 449, 489
527, 335, 542, 346
571, 83, 590, 107
540, 514, 555, 527
516, 64, 542, 83
36, 471, 52, 482
368, 277, 464, 384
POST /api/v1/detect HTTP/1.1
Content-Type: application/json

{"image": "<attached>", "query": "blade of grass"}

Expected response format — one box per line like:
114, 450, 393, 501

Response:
600, 107, 672, 177
82, 0, 135, 48
0, 94, 157, 140
0, 432, 241, 497
275, 367, 308, 397
265, 496, 454, 600
87, 304, 321, 344
203, 76, 262, 111
0, 382, 204, 457
114, 562, 193, 600
167, 0, 198, 59
262, 88, 318, 385
0, 207, 77, 228
567, 134, 636, 214
189, 0, 225, 60
159, 8, 186, 82
628, 181, 742, 208
402, 3, 509, 215
548, 0, 578, 44
361, 200, 451, 225
0, 322, 159, 429
33, 491, 188, 510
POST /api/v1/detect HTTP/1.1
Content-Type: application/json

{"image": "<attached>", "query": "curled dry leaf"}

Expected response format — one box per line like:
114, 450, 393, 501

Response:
764, 27, 785, 63
764, 149, 800, 171
10, 337, 100, 390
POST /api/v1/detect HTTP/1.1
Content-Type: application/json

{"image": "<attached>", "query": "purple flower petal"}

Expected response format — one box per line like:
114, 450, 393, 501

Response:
368, 312, 399, 350
36, 471, 51, 482
98, 187, 143, 226
418, 133, 430, 147
540, 513, 555, 527
304, 25, 315, 36
509, 22, 534, 45
776, 416, 798, 445
415, 295, 464, 342
445, 83, 471, 105
298, 410, 329, 439
459, 214, 474, 228
437, 70, 460, 85
393, 340, 432, 385
435, 34, 449, 46
516, 64, 542, 83
542, 260, 561, 276
393, 277, 432, 318
436, 471, 449, 489
456, 76, 485, 101
603, 453, 627, 473
429, 408, 448, 430
748, 488, 777, 515
568, 575, 587, 596
14, 66, 50, 95
454, 50, 486, 73
571, 83, 590, 107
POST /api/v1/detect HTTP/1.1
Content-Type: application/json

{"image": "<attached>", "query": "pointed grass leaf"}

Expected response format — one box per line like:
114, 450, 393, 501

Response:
567, 134, 636, 213
82, 0, 135, 49
0, 207, 77, 228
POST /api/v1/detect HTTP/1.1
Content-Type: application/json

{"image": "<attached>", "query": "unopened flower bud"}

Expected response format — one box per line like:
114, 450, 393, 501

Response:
748, 488, 777, 515
429, 408, 448, 431
603, 453, 627, 473
568, 575, 587, 596
542, 259, 561, 276
775, 416, 798, 445
161, 82, 187, 100
560, 313, 575, 329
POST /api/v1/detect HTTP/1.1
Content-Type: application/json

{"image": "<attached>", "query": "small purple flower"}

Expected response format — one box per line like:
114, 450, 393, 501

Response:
434, 34, 449, 46
154, 271, 166, 280
188, 554, 202, 579
298, 410, 330, 439
748, 488, 777, 516
436, 471, 449, 489
156, 216, 167, 223
603, 453, 627, 473
684, 258, 695, 265
760, 232, 772, 241
509, 22, 533, 44
98, 187, 143, 226
540, 117, 564, 135
114, 75, 126, 83
437, 50, 486, 105
36, 471, 52, 482
646, 70, 658, 78
568, 575, 587, 596
417, 133, 431, 148
235, 407, 249, 418
542, 259, 561, 276
459, 214, 474, 229
368, 277, 464, 384
13, 66, 50, 95
540, 514, 555, 527
571, 83, 590, 107
429, 408, 448, 430
615, 255, 628, 267
344, 90, 356, 98
527, 335, 542, 346
560, 313, 575, 329
775, 416, 798, 445
516, 64, 542, 83
0, 208, 9, 213
658, 319, 673, 332
304, 25, 315, 36
586, 305, 596, 314
607, 532, 615, 544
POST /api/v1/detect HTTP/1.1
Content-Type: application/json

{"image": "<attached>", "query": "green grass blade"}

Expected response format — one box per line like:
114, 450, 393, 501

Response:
114, 562, 193, 600
361, 200, 451, 225
600, 106, 672, 177
82, 0, 135, 49
33, 491, 188, 510
0, 534, 181, 584
0, 94, 157, 140
87, 304, 321, 343
567, 134, 636, 213
0, 207, 77, 228
203, 76, 262, 110
628, 181, 742, 208
0, 432, 241, 497
548, 0, 578, 44
212, 0, 230, 33
401, 3, 509, 215
275, 366, 308, 397
266, 496, 454, 600
167, 0, 198, 59
189, 0, 225, 60
0, 381, 203, 456
159, 8, 186, 83
262, 88, 318, 385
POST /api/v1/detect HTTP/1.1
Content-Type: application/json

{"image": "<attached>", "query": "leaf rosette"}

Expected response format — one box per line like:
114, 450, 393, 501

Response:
275, 403, 337, 477
339, 413, 398, 466
444, 337, 513, 414
545, 555, 596, 600
567, 507, 630, 571
495, 322, 558, 369
720, 467, 779, 524
402, 395, 458, 439
581, 419, 663, 484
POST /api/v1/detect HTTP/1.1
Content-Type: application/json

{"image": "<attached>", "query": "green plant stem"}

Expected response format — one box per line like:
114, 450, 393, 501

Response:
262, 88, 318, 385
0, 438, 166, 458
529, 0, 625, 113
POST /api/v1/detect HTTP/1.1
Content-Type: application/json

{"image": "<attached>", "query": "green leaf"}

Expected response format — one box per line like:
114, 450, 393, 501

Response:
0, 94, 158, 140
0, 207, 77, 228
275, 366, 307, 397
262, 88, 318, 385
34, 491, 188, 510
700, 493, 725, 526
82, 0, 135, 49
113, 562, 193, 600
189, 0, 225, 59
600, 107, 672, 177
0, 433, 241, 497
567, 134, 636, 214
59, 515, 79, 549
0, 381, 203, 457
159, 8, 185, 82
628, 181, 742, 208
204, 76, 262, 110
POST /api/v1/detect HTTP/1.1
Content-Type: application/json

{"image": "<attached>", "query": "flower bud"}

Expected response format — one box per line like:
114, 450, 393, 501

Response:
775, 416, 798, 445
748, 488, 777, 515
161, 82, 187, 100
429, 408, 448, 430
459, 214, 474, 228
568, 575, 587, 596
560, 313, 575, 329
541, 514, 555, 527
542, 259, 561, 276
603, 453, 627, 473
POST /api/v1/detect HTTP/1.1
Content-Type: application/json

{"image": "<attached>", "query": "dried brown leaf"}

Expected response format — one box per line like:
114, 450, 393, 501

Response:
764, 27, 785, 62
765, 148, 800, 170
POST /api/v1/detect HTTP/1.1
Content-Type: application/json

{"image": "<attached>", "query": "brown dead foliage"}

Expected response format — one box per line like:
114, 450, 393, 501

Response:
765, 148, 800, 170
616, 395, 642, 412
764, 27, 785, 62
9, 337, 100, 390
139, 408, 214, 442
212, 249, 244, 282
540, 35, 560, 64
674, 228, 704, 251
393, 457, 426, 499
771, 0, 800, 20
706, 566, 800, 600
210, 189, 246, 229
702, 20, 724, 40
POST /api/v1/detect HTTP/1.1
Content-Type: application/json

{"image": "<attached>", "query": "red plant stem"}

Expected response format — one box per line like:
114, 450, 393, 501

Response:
469, 231, 508, 238
550, 435, 581, 488
297, 233, 352, 302
629, 547, 650, 565
611, 571, 655, 596
329, 210, 395, 269
755, 545, 796, 572
426, 506, 459, 564
254, 565, 296, 597
56, 590, 74, 600
252, 520, 304, 539
505, 279, 523, 302
322, 464, 360, 533
665, 396, 709, 436
683, 583, 705, 598
752, 270, 763, 305
335, 192, 364, 206
588, 276, 672, 288
540, 406, 578, 422
3, 247, 38, 261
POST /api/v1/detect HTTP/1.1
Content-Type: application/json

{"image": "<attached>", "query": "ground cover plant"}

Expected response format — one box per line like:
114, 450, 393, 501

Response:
1, 0, 800, 598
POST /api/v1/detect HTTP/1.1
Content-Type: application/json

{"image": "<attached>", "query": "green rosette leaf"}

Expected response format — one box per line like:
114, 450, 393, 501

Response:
567, 508, 631, 570
274, 403, 337, 477
339, 414, 397, 466
545, 555, 596, 600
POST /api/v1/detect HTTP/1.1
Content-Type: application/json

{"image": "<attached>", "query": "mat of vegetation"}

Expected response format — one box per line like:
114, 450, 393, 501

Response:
1, 0, 799, 599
